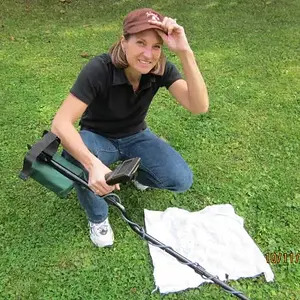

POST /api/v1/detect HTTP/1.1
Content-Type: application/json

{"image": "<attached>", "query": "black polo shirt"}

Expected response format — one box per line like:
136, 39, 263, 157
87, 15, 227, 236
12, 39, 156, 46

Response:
70, 53, 182, 138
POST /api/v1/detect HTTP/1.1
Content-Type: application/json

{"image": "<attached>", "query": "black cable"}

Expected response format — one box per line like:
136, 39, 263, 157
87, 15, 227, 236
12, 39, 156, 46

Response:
103, 194, 249, 300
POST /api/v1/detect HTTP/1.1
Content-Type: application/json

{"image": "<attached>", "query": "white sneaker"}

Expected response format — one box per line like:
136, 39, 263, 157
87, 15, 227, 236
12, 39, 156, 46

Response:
132, 180, 149, 191
89, 218, 114, 247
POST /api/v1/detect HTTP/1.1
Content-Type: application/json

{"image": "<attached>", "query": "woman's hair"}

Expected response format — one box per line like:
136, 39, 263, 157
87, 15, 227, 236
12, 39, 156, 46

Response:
109, 34, 166, 76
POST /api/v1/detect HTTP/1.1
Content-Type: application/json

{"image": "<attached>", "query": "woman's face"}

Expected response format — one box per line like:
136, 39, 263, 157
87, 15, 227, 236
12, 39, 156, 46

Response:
122, 29, 163, 75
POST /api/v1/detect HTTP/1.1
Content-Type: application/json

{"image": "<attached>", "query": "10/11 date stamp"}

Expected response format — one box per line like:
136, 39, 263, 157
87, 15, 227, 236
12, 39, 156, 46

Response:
265, 252, 300, 264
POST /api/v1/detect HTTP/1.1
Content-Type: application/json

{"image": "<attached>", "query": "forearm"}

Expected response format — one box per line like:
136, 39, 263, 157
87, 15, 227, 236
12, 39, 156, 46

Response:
51, 120, 98, 171
178, 49, 209, 113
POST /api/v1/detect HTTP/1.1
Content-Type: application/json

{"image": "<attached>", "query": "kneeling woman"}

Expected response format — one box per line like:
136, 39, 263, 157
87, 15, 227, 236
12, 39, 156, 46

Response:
51, 8, 209, 247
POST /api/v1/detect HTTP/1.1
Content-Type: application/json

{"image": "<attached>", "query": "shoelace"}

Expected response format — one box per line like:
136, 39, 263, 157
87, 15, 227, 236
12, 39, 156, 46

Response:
91, 221, 108, 235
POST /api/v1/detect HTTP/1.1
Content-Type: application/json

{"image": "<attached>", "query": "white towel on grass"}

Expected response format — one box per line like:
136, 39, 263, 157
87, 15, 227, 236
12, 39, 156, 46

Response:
144, 204, 274, 294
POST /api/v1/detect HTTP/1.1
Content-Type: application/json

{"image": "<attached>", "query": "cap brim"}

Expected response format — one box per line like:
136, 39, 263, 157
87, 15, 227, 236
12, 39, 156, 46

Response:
126, 24, 167, 35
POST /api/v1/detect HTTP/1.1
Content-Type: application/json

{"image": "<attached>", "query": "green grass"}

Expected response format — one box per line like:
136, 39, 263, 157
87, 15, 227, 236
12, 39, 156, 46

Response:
0, 0, 300, 299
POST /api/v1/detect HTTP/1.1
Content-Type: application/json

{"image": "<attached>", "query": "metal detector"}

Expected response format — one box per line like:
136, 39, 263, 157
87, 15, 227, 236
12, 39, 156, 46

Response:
19, 131, 249, 300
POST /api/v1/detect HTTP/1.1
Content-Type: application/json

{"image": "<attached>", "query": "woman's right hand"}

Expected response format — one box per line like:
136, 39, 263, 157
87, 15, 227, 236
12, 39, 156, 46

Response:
87, 158, 120, 196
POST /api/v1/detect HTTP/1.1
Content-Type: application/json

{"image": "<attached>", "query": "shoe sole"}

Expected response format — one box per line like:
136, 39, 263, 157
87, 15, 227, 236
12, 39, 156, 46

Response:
90, 234, 114, 248
91, 239, 114, 248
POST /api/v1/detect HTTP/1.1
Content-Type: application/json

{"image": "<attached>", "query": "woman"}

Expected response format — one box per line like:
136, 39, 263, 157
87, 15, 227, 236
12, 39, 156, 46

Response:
51, 8, 209, 247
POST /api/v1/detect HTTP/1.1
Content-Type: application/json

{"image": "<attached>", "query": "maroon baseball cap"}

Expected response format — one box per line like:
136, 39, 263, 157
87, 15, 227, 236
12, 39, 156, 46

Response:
123, 8, 166, 35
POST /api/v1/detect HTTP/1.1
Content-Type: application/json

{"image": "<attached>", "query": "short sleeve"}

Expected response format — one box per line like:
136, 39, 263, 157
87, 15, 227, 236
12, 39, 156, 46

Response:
70, 54, 109, 105
159, 61, 183, 89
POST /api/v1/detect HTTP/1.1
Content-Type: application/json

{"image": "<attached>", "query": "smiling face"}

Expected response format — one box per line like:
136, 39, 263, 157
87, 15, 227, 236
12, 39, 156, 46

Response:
122, 29, 163, 76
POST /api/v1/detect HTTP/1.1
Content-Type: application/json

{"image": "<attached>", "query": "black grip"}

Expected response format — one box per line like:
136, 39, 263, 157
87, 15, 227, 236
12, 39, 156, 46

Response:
104, 158, 140, 185
104, 172, 113, 184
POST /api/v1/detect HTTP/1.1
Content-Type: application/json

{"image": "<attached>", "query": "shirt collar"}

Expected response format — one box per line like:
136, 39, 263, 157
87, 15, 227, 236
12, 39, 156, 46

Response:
112, 67, 130, 86
112, 66, 156, 88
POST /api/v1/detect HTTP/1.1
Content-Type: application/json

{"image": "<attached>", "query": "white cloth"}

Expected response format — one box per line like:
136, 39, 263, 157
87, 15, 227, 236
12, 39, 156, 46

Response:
144, 204, 274, 294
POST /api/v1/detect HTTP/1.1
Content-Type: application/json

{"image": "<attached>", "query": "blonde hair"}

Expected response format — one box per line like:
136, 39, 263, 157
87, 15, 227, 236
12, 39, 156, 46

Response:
109, 34, 166, 76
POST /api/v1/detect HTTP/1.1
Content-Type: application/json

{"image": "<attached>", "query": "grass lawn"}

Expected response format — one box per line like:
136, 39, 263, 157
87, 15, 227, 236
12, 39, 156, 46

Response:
0, 0, 299, 299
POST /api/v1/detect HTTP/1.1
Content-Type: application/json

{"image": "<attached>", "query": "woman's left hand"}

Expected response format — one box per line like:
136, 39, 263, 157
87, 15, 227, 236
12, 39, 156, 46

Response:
148, 17, 191, 54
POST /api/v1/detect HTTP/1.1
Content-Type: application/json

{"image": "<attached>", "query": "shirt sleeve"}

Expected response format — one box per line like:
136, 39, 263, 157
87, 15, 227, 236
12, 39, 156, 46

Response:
159, 60, 183, 89
70, 55, 109, 105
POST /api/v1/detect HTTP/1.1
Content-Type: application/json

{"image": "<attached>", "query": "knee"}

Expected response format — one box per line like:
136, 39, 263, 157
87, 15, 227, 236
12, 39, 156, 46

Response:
168, 166, 193, 192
